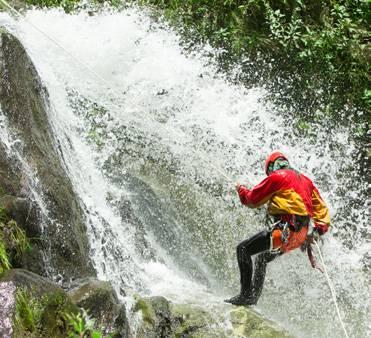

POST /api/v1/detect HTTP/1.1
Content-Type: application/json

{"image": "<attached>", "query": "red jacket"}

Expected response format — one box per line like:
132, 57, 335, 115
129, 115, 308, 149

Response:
238, 169, 330, 234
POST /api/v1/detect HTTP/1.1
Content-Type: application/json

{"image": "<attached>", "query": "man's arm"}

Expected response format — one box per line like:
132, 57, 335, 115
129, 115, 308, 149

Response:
236, 173, 282, 208
311, 187, 330, 235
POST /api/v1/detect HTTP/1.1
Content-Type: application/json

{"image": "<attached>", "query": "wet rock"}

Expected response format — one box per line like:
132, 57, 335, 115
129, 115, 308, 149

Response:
228, 306, 292, 338
0, 29, 95, 282
133, 295, 293, 338
0, 268, 64, 295
68, 278, 130, 337
133, 296, 172, 337
170, 303, 222, 337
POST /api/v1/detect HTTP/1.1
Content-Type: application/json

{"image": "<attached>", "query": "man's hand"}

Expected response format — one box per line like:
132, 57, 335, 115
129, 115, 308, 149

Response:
235, 181, 241, 192
307, 228, 321, 244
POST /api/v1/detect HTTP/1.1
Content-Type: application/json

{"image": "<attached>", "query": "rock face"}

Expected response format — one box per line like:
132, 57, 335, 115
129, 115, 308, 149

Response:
132, 296, 292, 338
0, 29, 95, 282
68, 278, 130, 337
0, 268, 66, 296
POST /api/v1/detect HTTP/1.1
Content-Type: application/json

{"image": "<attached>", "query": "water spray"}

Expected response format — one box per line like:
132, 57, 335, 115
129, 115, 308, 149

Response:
0, 1, 350, 336
0, 0, 235, 186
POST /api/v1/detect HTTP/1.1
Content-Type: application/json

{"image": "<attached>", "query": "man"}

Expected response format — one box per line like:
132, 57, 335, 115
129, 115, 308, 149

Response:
225, 151, 330, 306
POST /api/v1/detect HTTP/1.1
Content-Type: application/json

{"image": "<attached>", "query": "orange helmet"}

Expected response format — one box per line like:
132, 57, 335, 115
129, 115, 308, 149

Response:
265, 151, 288, 175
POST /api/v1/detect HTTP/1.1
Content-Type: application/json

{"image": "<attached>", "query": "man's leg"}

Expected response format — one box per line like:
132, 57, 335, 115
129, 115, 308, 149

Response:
225, 230, 271, 305
252, 251, 278, 302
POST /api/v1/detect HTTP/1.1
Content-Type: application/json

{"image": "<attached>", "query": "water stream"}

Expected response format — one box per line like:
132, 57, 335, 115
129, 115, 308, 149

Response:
0, 7, 369, 337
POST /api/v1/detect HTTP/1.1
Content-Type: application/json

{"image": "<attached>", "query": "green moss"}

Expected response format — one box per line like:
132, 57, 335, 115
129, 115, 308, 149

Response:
0, 209, 31, 275
134, 298, 156, 325
229, 307, 292, 338
12, 287, 108, 338
0, 240, 11, 274
25, 0, 80, 12
171, 303, 213, 337
14, 288, 44, 334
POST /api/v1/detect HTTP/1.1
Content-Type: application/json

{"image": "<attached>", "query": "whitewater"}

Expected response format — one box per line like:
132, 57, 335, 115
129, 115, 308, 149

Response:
0, 6, 369, 337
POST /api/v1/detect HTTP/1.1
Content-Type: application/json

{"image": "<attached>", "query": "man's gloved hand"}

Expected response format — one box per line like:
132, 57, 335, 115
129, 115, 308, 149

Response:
308, 228, 321, 244
301, 227, 321, 252
313, 222, 329, 235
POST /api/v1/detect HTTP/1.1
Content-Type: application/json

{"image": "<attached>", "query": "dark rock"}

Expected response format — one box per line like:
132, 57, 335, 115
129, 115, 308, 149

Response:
0, 268, 63, 296
0, 29, 95, 282
68, 278, 130, 337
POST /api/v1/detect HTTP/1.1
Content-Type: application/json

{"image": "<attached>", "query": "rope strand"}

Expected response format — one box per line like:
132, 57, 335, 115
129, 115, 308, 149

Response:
314, 240, 349, 338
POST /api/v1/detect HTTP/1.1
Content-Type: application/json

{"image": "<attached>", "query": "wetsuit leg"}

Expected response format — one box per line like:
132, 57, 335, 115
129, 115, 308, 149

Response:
236, 230, 271, 297
252, 251, 278, 301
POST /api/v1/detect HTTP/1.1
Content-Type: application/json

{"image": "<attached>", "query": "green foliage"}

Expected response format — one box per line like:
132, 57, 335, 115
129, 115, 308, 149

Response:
0, 208, 31, 274
13, 288, 109, 337
25, 0, 80, 12
24, 0, 122, 11
132, 0, 369, 115
0, 240, 11, 274
14, 289, 44, 334
64, 311, 105, 338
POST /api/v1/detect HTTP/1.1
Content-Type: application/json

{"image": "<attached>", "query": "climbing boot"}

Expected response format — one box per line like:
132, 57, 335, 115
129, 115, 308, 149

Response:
224, 293, 257, 306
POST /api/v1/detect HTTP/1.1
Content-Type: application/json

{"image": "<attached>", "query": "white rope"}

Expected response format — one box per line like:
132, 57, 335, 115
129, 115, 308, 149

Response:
0, 0, 235, 184
314, 240, 349, 338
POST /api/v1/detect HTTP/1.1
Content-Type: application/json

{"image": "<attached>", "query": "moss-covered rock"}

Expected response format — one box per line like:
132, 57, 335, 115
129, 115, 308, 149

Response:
132, 295, 292, 338
68, 278, 130, 337
228, 306, 292, 338
170, 303, 222, 338
0, 269, 80, 337
0, 29, 95, 282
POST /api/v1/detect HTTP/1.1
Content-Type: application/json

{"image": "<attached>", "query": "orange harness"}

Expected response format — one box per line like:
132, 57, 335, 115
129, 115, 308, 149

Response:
271, 225, 308, 253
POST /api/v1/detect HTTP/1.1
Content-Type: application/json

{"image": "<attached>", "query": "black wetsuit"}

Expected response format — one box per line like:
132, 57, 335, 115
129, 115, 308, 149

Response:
236, 230, 278, 303
229, 215, 309, 305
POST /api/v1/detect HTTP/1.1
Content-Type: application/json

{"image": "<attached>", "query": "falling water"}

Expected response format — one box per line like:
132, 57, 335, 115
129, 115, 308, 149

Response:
0, 6, 369, 337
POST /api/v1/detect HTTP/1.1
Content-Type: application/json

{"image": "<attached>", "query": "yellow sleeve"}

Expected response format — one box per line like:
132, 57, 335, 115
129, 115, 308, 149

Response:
312, 188, 330, 232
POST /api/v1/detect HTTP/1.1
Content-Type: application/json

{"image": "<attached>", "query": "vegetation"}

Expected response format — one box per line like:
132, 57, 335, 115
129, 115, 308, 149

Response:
64, 311, 106, 338
0, 207, 30, 274
23, 0, 81, 12
132, 0, 369, 117
18, 0, 368, 132
14, 288, 106, 338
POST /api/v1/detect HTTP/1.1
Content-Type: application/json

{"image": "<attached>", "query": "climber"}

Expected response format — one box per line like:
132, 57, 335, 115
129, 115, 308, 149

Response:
225, 151, 330, 306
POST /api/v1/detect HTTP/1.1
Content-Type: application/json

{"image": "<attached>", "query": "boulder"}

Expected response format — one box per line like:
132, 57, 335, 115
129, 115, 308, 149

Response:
0, 268, 65, 295
0, 29, 95, 282
228, 306, 292, 338
68, 278, 130, 337
132, 295, 292, 338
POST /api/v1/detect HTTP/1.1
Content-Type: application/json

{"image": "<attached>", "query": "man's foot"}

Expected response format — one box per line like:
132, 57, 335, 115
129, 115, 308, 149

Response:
224, 293, 257, 306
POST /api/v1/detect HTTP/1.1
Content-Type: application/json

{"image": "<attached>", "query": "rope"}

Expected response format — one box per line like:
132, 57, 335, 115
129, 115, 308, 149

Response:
314, 240, 349, 338
0, 0, 235, 184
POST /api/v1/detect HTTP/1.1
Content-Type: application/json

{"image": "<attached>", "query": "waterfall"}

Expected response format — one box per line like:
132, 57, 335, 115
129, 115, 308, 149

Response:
0, 7, 368, 337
